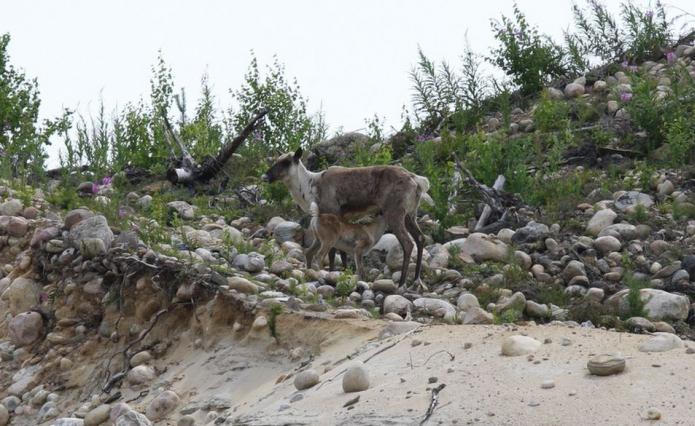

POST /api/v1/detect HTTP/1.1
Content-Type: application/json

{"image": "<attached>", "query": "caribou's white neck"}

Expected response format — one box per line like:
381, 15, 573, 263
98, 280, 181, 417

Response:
286, 160, 319, 213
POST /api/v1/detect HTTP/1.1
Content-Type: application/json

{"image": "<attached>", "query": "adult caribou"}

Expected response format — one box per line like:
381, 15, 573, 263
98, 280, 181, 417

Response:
262, 147, 432, 288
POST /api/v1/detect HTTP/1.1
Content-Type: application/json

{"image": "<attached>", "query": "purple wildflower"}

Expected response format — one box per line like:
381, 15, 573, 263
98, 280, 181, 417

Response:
102, 176, 112, 186
620, 92, 633, 103
645, 10, 654, 19
629, 65, 639, 73
91, 183, 100, 194
118, 207, 128, 219
39, 292, 48, 303
666, 51, 676, 64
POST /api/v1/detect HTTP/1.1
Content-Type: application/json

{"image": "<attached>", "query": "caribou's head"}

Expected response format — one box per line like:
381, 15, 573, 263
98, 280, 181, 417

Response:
262, 147, 303, 183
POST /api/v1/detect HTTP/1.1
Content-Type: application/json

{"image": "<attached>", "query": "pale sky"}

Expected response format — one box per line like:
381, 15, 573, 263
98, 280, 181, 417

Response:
1, 0, 693, 167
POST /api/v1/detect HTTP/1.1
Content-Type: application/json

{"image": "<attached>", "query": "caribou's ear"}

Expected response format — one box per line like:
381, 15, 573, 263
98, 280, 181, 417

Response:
293, 147, 303, 162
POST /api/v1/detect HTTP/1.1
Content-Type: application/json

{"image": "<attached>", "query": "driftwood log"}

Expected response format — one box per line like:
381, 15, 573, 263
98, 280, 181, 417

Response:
164, 109, 268, 184
455, 158, 528, 234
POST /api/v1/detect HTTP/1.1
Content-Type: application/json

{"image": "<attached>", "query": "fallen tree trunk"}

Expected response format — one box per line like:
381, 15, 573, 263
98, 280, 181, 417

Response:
164, 109, 268, 185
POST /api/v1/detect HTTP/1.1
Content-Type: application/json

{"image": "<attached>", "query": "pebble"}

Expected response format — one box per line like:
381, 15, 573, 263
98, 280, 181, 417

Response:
541, 380, 555, 389
645, 408, 661, 420
587, 354, 626, 376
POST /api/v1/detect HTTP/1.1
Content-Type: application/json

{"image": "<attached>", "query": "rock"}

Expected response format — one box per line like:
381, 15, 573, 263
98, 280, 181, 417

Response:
625, 317, 656, 333
68, 215, 114, 257
614, 191, 654, 212
672, 269, 690, 284
587, 354, 626, 376
167, 201, 196, 220
541, 380, 555, 389
562, 260, 586, 282
145, 390, 180, 421
227, 277, 259, 295
52, 419, 84, 426
64, 208, 94, 230
137, 195, 153, 210
413, 298, 457, 322
0, 199, 23, 216
598, 223, 637, 239
525, 301, 550, 318
84, 404, 111, 426
306, 132, 371, 170
184, 230, 214, 249
8, 311, 43, 346
115, 410, 153, 426
0, 405, 7, 426
511, 222, 550, 244
456, 293, 480, 313
270, 260, 293, 276
453, 233, 510, 263
383, 295, 413, 317
501, 335, 541, 356
177, 415, 195, 426
564, 82, 585, 97
594, 236, 621, 254
605, 288, 689, 321
657, 180, 674, 196
638, 332, 683, 353
593, 80, 607, 92
5, 216, 28, 237
109, 403, 132, 423
683, 255, 695, 277
294, 369, 320, 390
607, 100, 620, 114
585, 288, 605, 303
495, 292, 526, 314
126, 365, 155, 386
129, 351, 152, 367
644, 408, 661, 421
372, 279, 398, 294
342, 362, 370, 393
653, 321, 676, 334
378, 321, 421, 339
273, 221, 303, 244
462, 307, 494, 324
231, 253, 266, 273
3, 277, 40, 315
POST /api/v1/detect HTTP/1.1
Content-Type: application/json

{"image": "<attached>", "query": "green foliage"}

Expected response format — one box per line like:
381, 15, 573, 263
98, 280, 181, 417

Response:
268, 304, 283, 338
494, 308, 522, 324
533, 92, 570, 133
335, 270, 357, 300
536, 283, 569, 307
623, 273, 648, 319
665, 115, 695, 167
489, 3, 567, 95
410, 36, 488, 132
628, 203, 649, 223
571, 0, 672, 64
0, 33, 70, 182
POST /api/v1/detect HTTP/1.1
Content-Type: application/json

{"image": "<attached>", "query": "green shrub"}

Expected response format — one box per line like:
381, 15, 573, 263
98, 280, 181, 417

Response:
570, 0, 672, 64
494, 308, 522, 324
489, 3, 567, 95
623, 273, 648, 319
335, 270, 357, 301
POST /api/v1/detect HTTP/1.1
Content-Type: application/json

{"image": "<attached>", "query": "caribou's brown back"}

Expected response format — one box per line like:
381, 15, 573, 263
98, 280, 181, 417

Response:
316, 165, 417, 218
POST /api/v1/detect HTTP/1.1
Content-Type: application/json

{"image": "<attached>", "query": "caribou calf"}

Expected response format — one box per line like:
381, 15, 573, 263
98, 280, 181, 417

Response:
305, 202, 386, 280
262, 147, 432, 288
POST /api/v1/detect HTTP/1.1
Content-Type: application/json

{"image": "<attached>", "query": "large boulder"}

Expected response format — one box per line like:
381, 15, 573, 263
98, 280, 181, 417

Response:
511, 222, 550, 244
145, 390, 180, 421
412, 298, 456, 322
614, 191, 654, 212
605, 289, 689, 321
447, 233, 510, 264
383, 295, 413, 317
306, 133, 371, 170
68, 215, 114, 257
167, 201, 196, 220
64, 208, 94, 230
638, 333, 683, 352
8, 311, 44, 346
0, 199, 23, 216
2, 277, 40, 315
501, 335, 541, 356
272, 221, 303, 244
586, 209, 617, 236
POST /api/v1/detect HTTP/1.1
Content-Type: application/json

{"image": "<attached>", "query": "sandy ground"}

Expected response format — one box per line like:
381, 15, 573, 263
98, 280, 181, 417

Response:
104, 313, 695, 426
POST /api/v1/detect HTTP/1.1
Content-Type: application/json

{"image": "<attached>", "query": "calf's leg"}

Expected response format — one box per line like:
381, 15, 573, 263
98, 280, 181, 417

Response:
388, 210, 413, 287
405, 214, 425, 286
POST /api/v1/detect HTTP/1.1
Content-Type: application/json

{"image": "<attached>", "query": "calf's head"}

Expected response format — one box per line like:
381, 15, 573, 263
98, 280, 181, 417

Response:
261, 147, 303, 183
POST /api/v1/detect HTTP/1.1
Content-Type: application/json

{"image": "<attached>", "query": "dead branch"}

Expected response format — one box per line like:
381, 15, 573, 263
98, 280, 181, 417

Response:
422, 350, 455, 366
420, 383, 446, 425
165, 109, 268, 185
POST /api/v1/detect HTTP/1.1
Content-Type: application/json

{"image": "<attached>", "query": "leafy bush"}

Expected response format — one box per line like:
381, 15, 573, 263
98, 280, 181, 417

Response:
489, 3, 567, 95
410, 37, 489, 133
623, 273, 648, 319
0, 33, 70, 182
570, 0, 672, 64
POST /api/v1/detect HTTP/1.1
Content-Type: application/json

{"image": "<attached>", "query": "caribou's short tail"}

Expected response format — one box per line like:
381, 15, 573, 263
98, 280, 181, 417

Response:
412, 174, 434, 206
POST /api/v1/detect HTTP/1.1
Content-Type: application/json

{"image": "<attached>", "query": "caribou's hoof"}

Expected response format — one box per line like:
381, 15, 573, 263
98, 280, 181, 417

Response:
408, 278, 428, 293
